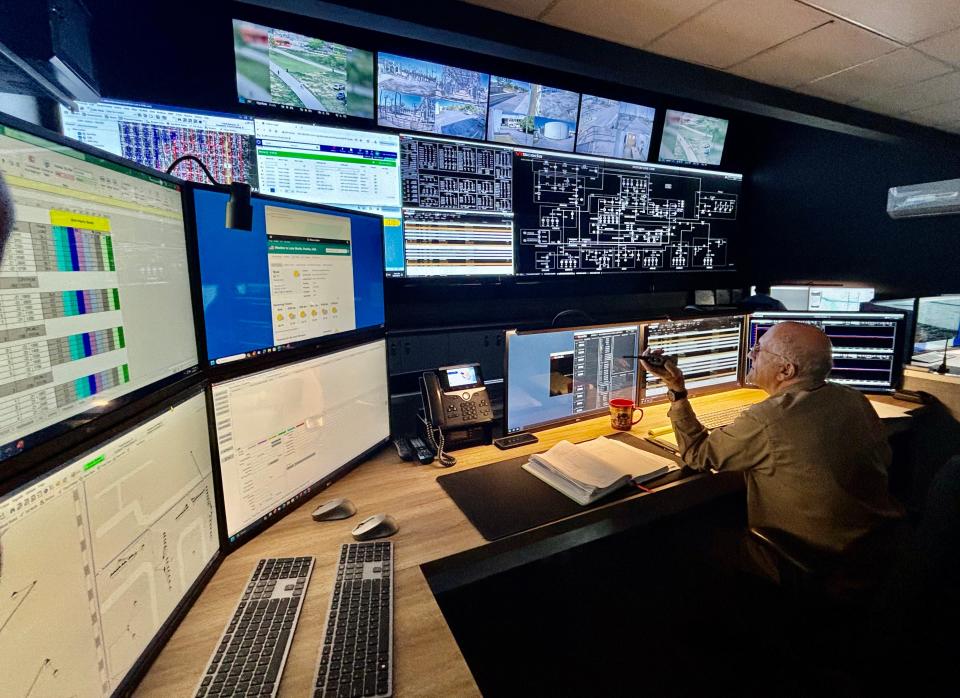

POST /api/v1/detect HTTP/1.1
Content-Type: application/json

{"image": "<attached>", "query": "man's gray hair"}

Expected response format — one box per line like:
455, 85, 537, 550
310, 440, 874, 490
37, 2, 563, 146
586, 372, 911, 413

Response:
772, 322, 834, 383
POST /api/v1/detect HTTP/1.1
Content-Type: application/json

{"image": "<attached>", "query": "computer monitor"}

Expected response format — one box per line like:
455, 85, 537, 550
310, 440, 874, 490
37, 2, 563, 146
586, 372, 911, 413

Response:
748, 311, 907, 393
512, 148, 742, 275
253, 118, 404, 275
232, 19, 375, 120
911, 295, 960, 371
487, 76, 579, 152
505, 324, 640, 434
0, 117, 199, 463
639, 315, 745, 404
59, 99, 258, 187
0, 389, 219, 697
576, 94, 655, 161
770, 285, 875, 311
658, 110, 729, 167
211, 339, 389, 543
377, 52, 490, 140
191, 186, 385, 365
399, 134, 514, 276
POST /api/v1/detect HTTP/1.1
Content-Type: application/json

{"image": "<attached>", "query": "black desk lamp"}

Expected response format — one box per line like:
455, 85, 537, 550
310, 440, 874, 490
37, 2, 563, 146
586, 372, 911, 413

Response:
164, 155, 253, 231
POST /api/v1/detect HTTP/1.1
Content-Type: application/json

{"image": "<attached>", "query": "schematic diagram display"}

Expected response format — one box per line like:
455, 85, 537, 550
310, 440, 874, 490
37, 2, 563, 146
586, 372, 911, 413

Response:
212, 340, 389, 541
399, 134, 514, 276
0, 391, 218, 697
60, 99, 258, 187
640, 315, 744, 404
400, 135, 512, 211
513, 149, 741, 276
0, 123, 198, 462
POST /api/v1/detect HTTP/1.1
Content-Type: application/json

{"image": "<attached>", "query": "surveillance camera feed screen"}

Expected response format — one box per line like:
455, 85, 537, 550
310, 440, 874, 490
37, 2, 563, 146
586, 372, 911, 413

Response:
377, 53, 490, 140
486, 76, 579, 152
575, 95, 656, 161
232, 20, 375, 119
658, 109, 729, 167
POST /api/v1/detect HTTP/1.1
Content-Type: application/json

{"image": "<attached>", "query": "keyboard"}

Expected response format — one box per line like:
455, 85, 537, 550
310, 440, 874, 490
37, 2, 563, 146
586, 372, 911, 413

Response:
313, 541, 394, 698
698, 404, 751, 430
196, 556, 315, 698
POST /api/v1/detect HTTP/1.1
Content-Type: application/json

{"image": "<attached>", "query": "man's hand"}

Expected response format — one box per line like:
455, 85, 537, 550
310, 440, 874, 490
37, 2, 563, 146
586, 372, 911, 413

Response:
639, 350, 686, 392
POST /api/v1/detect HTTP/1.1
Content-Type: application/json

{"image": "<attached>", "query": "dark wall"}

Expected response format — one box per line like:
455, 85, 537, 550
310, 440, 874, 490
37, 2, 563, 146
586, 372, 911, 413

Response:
745, 118, 960, 297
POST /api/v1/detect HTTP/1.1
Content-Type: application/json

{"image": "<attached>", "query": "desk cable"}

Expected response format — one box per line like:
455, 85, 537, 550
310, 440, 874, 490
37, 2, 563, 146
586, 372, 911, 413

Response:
418, 416, 456, 467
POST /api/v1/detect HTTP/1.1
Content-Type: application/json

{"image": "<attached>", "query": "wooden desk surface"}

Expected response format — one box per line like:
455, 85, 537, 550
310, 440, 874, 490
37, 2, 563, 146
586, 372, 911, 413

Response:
135, 387, 903, 696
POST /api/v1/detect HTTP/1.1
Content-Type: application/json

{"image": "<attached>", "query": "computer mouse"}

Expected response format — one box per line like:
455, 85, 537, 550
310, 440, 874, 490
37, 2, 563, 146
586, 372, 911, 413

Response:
311, 498, 357, 521
351, 513, 398, 541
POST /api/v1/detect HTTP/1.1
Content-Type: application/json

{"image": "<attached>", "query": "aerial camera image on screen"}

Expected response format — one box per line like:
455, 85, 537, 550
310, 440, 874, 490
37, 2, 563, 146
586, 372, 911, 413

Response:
378, 53, 490, 139
233, 20, 374, 118
659, 110, 729, 166
486, 76, 579, 151
576, 95, 655, 161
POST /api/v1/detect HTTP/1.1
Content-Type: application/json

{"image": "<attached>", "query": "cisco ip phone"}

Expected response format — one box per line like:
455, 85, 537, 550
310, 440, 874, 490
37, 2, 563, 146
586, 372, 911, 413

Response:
416, 364, 494, 464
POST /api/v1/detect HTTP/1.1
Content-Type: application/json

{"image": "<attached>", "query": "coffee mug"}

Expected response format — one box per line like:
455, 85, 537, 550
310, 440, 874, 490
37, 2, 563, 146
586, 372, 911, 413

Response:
609, 398, 643, 431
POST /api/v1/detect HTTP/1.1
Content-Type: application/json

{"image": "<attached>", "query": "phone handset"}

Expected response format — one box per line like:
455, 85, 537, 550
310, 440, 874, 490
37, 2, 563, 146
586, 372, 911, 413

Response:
419, 371, 456, 467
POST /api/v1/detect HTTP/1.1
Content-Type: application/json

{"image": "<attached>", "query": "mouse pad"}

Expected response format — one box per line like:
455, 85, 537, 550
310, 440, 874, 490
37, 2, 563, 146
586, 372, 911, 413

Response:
437, 433, 684, 541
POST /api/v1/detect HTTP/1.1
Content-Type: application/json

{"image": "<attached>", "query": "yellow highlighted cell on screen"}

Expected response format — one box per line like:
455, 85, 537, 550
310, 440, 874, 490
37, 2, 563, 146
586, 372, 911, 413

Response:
50, 210, 111, 232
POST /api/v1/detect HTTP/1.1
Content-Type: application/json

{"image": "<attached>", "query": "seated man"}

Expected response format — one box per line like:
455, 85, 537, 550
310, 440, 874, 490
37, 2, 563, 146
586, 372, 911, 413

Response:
642, 321, 904, 584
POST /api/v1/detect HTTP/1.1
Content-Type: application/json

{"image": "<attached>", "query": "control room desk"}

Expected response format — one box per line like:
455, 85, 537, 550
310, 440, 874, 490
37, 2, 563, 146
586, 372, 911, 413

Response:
135, 388, 913, 697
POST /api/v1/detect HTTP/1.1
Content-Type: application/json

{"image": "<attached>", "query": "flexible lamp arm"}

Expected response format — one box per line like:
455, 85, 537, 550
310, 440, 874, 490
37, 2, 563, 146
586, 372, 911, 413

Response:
164, 154, 220, 184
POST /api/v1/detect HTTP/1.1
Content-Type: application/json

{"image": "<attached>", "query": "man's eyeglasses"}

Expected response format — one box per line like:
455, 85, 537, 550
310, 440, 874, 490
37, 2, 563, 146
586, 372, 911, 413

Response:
749, 342, 787, 361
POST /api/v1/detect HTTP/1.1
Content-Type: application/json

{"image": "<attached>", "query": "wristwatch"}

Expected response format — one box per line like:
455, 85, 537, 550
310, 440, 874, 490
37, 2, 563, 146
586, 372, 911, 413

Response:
667, 388, 688, 402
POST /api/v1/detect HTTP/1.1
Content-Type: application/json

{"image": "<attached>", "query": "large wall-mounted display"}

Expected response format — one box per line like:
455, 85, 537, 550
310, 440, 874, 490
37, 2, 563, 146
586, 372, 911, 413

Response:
377, 53, 490, 140
232, 20, 375, 120
576, 95, 656, 162
513, 149, 741, 275
658, 110, 729, 167
486, 76, 579, 152
60, 100, 259, 187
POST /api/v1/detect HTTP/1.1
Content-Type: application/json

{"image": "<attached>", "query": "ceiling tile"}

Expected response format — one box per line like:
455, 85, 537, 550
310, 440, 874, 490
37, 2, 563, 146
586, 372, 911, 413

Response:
541, 0, 718, 49
797, 48, 952, 103
806, 0, 960, 44
729, 20, 899, 88
852, 70, 960, 114
915, 27, 960, 67
901, 98, 960, 126
461, 0, 555, 18
644, 0, 828, 69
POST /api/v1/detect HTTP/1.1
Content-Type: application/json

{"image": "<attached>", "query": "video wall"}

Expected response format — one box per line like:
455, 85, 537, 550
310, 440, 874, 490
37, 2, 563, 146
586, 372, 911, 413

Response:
59, 9, 741, 281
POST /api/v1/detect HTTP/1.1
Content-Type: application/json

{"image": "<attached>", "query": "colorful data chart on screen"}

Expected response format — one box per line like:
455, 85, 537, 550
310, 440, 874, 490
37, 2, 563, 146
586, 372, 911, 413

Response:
377, 53, 490, 140
233, 19, 374, 119
60, 99, 259, 187
0, 392, 218, 697
0, 123, 198, 458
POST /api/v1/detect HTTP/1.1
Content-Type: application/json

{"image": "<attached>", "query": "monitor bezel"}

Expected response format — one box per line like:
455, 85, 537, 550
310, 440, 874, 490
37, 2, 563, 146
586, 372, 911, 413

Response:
746, 310, 909, 395
503, 321, 643, 435
0, 111, 204, 481
637, 313, 748, 406
182, 181, 387, 375
206, 337, 391, 551
0, 383, 223, 697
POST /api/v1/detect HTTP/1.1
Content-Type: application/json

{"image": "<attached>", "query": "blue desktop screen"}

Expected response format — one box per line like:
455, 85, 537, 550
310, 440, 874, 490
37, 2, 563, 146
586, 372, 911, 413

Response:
193, 189, 385, 363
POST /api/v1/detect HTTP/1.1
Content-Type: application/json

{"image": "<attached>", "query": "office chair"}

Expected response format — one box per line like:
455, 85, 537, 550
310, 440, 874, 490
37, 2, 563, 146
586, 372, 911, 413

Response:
550, 308, 595, 328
